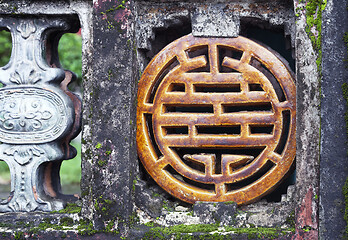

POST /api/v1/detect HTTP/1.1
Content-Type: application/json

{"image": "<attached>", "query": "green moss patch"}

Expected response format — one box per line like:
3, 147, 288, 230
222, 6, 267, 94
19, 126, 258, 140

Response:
142, 224, 295, 240
51, 203, 81, 214
303, 0, 327, 72
100, 0, 128, 32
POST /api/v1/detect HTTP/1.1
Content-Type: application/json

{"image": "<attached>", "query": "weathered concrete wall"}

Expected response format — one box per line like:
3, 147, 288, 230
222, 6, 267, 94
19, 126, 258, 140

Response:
81, 0, 138, 229
0, 0, 345, 239
292, 0, 322, 239
320, 0, 348, 239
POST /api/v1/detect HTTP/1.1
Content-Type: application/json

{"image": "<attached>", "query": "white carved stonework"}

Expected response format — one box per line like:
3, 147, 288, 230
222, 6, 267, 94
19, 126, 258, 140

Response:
16, 20, 36, 39
0, 16, 81, 212
0, 87, 72, 144
8, 193, 37, 212
4, 145, 44, 165
10, 62, 42, 85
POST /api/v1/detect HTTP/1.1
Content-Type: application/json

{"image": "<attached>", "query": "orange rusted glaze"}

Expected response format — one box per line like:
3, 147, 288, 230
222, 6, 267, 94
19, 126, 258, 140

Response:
136, 34, 296, 205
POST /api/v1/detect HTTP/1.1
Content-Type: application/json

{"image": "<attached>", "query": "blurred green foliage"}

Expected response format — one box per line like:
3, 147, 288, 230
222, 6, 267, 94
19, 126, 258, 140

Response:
60, 141, 81, 184
0, 161, 10, 182
58, 33, 82, 85
0, 30, 11, 67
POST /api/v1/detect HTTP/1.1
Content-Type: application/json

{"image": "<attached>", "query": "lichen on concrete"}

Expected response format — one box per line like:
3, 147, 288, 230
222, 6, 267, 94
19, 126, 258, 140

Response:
304, 0, 327, 71
342, 81, 348, 239
293, 0, 321, 234
191, 4, 240, 38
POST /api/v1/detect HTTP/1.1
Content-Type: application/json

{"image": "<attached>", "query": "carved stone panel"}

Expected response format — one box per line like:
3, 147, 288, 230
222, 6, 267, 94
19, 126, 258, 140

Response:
0, 15, 81, 212
0, 87, 73, 144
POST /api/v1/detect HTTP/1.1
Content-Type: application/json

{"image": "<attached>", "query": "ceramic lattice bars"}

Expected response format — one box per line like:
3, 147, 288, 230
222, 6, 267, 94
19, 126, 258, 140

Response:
137, 34, 296, 205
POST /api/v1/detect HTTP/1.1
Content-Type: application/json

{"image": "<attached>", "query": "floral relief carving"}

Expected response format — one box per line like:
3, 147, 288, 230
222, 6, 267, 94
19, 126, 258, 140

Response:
0, 87, 69, 144
8, 193, 37, 212
0, 100, 52, 132
9, 62, 42, 85
16, 20, 37, 39
4, 145, 45, 165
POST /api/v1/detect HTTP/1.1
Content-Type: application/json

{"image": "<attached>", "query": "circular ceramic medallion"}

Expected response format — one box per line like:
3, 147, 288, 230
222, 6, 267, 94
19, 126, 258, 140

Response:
137, 34, 296, 205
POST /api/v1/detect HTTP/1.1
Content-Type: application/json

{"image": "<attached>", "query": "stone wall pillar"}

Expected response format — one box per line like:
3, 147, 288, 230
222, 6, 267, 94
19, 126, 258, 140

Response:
320, 0, 348, 238
293, 0, 321, 238
81, 0, 138, 228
